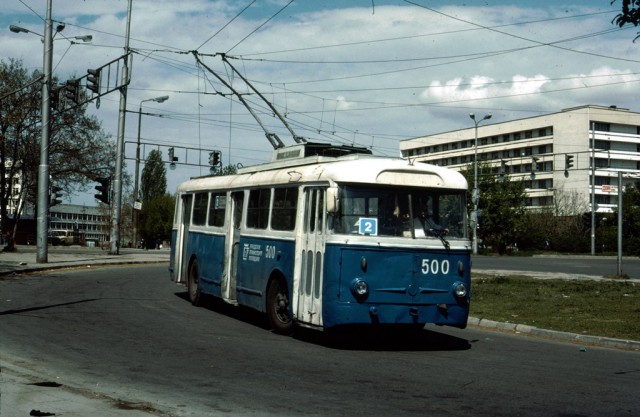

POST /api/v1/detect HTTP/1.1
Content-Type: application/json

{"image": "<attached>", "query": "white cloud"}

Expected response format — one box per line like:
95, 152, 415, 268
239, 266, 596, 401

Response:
1, 0, 636, 200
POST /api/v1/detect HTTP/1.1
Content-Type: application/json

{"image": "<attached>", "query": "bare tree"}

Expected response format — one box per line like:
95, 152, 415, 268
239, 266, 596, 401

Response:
0, 59, 116, 248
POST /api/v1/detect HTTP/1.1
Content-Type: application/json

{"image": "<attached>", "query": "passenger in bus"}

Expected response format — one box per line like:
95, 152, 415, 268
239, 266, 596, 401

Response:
413, 205, 448, 238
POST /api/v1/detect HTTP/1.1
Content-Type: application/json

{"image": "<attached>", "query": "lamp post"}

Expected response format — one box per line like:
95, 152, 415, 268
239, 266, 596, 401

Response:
132, 95, 169, 247
10, 20, 91, 262
469, 112, 492, 255
10, 4, 58, 262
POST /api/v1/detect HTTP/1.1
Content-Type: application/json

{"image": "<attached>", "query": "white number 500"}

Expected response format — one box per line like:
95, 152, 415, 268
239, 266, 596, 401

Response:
421, 259, 449, 275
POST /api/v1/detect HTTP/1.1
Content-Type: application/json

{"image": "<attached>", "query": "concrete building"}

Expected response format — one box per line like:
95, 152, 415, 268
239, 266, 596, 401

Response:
400, 105, 640, 214
49, 204, 110, 246
2, 160, 26, 217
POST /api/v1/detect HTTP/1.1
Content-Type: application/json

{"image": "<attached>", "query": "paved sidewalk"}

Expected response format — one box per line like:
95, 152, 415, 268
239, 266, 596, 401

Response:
0, 245, 169, 277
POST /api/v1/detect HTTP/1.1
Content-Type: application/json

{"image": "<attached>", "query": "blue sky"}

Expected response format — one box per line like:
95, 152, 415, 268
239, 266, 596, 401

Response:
2, 0, 638, 203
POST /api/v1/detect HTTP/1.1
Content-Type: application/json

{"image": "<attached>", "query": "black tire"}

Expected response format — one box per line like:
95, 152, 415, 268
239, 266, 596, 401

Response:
188, 258, 203, 306
266, 277, 293, 335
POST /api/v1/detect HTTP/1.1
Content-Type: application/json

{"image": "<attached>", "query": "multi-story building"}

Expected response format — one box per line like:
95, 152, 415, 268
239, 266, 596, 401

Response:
50, 204, 110, 246
400, 105, 640, 214
2, 160, 26, 216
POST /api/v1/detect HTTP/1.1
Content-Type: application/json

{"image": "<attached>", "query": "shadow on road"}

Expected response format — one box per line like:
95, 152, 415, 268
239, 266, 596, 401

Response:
175, 291, 471, 352
0, 298, 99, 316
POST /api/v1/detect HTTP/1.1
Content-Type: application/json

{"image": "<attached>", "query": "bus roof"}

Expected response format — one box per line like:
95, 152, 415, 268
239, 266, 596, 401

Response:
177, 153, 467, 194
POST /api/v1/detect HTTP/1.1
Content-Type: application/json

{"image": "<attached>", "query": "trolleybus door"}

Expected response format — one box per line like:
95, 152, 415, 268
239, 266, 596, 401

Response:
297, 187, 325, 327
178, 194, 193, 284
224, 191, 243, 302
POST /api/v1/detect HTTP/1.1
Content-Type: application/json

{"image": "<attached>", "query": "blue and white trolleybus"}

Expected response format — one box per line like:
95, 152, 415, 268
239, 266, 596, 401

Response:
169, 143, 471, 334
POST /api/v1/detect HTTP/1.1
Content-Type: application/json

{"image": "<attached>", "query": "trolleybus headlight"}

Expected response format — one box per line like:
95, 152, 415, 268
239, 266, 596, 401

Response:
452, 282, 467, 299
351, 278, 369, 301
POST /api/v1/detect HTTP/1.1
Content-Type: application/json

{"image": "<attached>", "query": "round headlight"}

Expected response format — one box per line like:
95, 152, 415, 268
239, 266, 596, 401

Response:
351, 278, 369, 300
453, 282, 467, 298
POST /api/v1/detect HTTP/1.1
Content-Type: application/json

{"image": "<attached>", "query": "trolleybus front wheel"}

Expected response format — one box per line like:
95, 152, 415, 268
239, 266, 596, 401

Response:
266, 277, 293, 335
188, 258, 203, 306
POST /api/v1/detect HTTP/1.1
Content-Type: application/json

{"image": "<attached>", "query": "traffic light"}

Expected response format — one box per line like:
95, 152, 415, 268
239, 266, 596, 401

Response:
49, 87, 61, 110
168, 147, 178, 163
65, 79, 80, 104
565, 154, 574, 169
564, 154, 574, 177
86, 68, 101, 94
209, 150, 221, 167
95, 177, 111, 205
499, 159, 508, 182
530, 156, 540, 179
168, 147, 178, 170
50, 185, 63, 206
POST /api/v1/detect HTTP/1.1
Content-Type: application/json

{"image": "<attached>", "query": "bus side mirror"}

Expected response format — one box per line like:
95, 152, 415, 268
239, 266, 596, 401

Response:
327, 187, 339, 213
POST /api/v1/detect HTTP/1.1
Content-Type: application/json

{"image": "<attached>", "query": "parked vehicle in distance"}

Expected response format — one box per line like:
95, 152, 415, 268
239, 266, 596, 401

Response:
48, 229, 79, 246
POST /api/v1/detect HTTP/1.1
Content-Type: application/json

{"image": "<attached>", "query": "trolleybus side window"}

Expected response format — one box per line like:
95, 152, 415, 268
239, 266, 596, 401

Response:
247, 188, 271, 229
192, 192, 208, 226
271, 187, 298, 231
208, 192, 226, 227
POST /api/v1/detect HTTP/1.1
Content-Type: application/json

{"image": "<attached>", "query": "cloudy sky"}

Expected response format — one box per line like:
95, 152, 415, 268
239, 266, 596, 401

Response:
3, 0, 639, 202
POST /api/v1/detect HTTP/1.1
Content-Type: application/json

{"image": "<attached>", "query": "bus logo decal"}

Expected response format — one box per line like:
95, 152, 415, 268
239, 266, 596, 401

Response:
243, 243, 264, 262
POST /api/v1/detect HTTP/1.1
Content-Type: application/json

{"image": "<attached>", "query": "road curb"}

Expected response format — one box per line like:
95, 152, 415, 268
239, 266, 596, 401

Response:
467, 317, 640, 351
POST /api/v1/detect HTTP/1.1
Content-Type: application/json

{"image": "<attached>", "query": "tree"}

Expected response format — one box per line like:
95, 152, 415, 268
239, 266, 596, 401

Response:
140, 149, 166, 203
461, 162, 527, 254
212, 164, 238, 177
0, 59, 116, 249
612, 0, 640, 30
139, 149, 171, 248
140, 194, 175, 249
620, 180, 640, 255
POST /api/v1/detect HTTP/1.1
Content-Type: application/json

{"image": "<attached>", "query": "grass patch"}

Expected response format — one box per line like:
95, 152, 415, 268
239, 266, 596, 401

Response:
470, 274, 640, 341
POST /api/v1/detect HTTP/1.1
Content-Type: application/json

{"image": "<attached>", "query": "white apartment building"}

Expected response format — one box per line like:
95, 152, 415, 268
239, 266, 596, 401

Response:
400, 105, 640, 214
2, 160, 25, 216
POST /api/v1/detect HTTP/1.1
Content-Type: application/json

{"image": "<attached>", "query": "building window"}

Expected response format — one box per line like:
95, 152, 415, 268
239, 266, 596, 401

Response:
514, 132, 521, 140
525, 130, 533, 139
538, 128, 547, 137
594, 122, 610, 132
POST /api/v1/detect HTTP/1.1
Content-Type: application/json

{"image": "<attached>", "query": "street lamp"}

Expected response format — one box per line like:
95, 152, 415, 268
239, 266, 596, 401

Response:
9, 5, 64, 262
132, 95, 169, 247
469, 112, 492, 255
10, 24, 91, 43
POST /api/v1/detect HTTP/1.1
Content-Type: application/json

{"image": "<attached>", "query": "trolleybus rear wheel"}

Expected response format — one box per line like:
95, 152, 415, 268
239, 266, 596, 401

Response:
188, 258, 202, 306
266, 277, 293, 334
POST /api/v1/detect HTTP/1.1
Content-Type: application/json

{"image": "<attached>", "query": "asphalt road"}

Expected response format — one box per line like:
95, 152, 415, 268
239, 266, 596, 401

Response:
472, 254, 640, 279
1, 265, 639, 416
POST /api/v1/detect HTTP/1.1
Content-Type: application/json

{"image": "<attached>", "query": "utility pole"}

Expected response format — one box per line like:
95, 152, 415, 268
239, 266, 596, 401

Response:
110, 0, 132, 255
36, 0, 53, 263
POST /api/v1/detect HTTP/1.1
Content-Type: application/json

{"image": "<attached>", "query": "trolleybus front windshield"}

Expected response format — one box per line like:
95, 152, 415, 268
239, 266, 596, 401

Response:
331, 185, 466, 239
